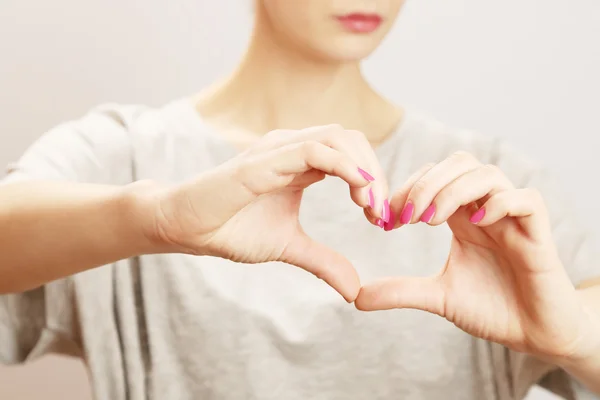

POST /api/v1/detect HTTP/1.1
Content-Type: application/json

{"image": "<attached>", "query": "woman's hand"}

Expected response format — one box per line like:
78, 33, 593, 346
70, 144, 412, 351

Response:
356, 151, 600, 361
143, 125, 389, 302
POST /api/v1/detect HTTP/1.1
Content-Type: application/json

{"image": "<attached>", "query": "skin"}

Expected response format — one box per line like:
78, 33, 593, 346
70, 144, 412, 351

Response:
201, 0, 600, 392
0, 0, 598, 394
0, 126, 382, 301
356, 153, 600, 392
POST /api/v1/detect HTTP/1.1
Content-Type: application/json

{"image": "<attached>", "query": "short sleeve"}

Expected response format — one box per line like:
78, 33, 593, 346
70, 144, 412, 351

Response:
0, 104, 139, 364
2, 104, 138, 185
0, 282, 82, 364
490, 140, 600, 399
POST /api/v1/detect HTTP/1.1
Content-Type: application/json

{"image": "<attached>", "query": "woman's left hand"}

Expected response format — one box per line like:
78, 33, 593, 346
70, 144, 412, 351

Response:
355, 151, 600, 362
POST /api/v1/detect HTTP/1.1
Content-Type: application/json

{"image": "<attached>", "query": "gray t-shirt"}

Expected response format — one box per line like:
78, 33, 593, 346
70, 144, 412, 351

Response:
1, 99, 598, 400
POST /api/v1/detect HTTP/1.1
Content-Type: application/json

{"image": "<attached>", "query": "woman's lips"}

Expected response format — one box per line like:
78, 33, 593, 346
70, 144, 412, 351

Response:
336, 13, 383, 33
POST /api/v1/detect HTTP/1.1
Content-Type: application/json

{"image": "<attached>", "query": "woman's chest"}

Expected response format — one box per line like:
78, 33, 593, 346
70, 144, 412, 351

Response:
133, 204, 496, 398
126, 132, 498, 398
137, 252, 495, 399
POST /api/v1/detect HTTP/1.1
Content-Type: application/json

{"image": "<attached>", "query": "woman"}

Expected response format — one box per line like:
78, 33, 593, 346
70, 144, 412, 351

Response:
1, 1, 599, 399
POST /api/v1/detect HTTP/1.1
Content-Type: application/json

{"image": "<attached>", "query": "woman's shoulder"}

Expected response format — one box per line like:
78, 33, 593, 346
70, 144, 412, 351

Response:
79, 98, 200, 138
397, 108, 497, 160
4, 99, 208, 184
397, 108, 545, 184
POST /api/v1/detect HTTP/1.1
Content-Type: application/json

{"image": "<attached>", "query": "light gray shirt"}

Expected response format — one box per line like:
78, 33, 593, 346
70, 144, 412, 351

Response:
1, 99, 598, 400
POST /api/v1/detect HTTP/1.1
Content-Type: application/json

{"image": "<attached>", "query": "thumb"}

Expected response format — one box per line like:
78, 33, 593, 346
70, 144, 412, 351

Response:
355, 276, 446, 316
281, 230, 361, 303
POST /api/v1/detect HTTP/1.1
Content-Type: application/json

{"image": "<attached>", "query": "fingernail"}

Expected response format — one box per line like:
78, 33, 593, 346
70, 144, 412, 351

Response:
376, 219, 385, 228
382, 199, 390, 223
470, 208, 486, 224
400, 202, 414, 224
358, 168, 375, 182
420, 204, 436, 223
384, 209, 396, 231
368, 188, 375, 208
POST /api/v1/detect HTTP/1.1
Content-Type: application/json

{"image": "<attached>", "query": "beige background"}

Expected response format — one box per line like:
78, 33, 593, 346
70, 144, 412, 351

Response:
1, 0, 598, 398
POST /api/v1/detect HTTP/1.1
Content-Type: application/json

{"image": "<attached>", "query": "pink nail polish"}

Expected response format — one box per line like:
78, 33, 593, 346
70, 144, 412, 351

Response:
420, 204, 436, 223
358, 168, 375, 182
382, 199, 390, 223
368, 188, 375, 208
470, 208, 486, 224
384, 209, 396, 231
400, 202, 414, 224
376, 219, 385, 228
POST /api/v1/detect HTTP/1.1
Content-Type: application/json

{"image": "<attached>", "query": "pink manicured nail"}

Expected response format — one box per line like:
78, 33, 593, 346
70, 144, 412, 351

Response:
384, 209, 396, 231
400, 202, 414, 224
420, 204, 436, 223
470, 208, 486, 224
368, 188, 375, 208
358, 168, 375, 182
382, 199, 390, 223
376, 219, 385, 228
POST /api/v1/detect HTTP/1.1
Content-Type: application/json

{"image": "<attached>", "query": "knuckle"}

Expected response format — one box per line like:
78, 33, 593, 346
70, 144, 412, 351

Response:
328, 127, 347, 143
259, 129, 291, 151
347, 129, 367, 141
301, 140, 321, 157
450, 150, 478, 164
265, 129, 287, 138
327, 123, 344, 131
451, 150, 473, 158
436, 185, 455, 203
487, 192, 503, 207
411, 178, 429, 198
230, 160, 263, 197
320, 124, 344, 138
482, 164, 502, 176
317, 127, 343, 148
333, 151, 348, 168
233, 159, 253, 183
421, 162, 436, 172
526, 187, 544, 202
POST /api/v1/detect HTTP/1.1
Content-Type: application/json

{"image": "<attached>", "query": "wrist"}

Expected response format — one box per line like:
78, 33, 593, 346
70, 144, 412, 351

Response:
542, 287, 600, 394
119, 180, 181, 255
553, 343, 600, 393
549, 290, 600, 369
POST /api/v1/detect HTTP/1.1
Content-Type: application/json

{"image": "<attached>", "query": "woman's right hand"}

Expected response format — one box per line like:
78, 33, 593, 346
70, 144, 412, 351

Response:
142, 125, 389, 302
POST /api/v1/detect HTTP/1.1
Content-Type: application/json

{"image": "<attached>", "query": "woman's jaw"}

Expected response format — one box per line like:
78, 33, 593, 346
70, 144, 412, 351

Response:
253, 0, 405, 64
194, 0, 405, 145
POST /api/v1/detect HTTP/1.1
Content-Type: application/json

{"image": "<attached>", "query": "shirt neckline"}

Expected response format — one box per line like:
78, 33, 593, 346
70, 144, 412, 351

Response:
172, 96, 412, 162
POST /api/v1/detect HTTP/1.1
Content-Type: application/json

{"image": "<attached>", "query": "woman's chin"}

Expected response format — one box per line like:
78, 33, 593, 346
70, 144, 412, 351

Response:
312, 41, 382, 64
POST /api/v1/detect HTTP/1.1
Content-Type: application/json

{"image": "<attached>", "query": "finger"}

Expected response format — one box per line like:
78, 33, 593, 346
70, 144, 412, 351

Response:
245, 125, 334, 156
263, 125, 388, 222
282, 230, 361, 302
258, 125, 340, 151
469, 188, 551, 242
350, 170, 384, 226
388, 163, 435, 229
426, 164, 514, 226
302, 126, 386, 218
200, 141, 373, 229
288, 170, 327, 189
335, 130, 389, 222
445, 203, 487, 239
363, 208, 387, 229
305, 126, 388, 222
242, 141, 372, 197
397, 151, 482, 225
355, 276, 445, 316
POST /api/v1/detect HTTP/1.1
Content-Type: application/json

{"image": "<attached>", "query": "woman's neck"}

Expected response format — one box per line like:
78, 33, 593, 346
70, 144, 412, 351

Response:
195, 17, 401, 146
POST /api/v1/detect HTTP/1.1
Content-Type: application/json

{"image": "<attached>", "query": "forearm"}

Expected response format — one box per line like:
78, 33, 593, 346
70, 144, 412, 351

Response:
0, 181, 161, 294
554, 284, 600, 394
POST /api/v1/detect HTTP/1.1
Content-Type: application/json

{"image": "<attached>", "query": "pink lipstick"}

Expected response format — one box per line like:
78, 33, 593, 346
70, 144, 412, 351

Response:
336, 13, 383, 34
